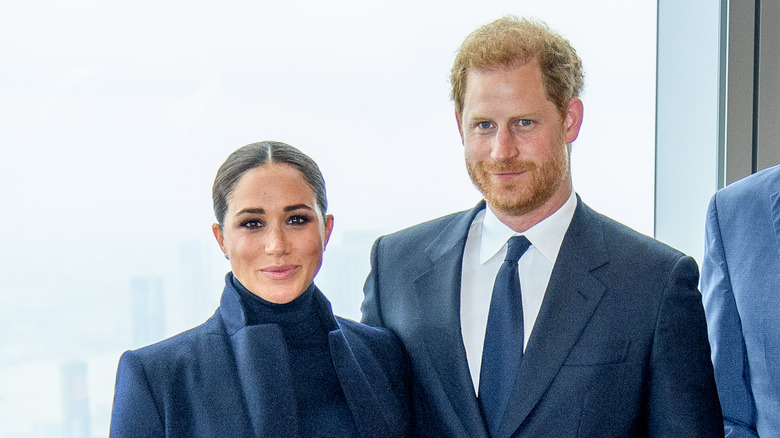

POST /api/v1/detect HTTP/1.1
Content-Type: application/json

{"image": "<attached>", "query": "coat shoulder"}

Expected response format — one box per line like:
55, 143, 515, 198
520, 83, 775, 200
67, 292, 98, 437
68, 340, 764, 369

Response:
717, 163, 780, 204
576, 204, 697, 293
381, 209, 471, 245
336, 317, 408, 364
120, 312, 225, 374
373, 204, 481, 265
582, 203, 686, 265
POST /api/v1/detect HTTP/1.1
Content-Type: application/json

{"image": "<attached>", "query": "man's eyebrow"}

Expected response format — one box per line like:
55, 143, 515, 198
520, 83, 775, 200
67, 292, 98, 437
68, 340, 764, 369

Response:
468, 112, 537, 120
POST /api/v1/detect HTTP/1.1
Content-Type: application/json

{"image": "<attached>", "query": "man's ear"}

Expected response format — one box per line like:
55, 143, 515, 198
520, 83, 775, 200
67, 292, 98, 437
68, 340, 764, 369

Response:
455, 110, 465, 145
564, 97, 584, 144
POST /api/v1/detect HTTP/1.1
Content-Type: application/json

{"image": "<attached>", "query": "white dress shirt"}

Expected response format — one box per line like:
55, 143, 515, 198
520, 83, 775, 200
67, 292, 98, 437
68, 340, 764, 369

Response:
460, 192, 577, 391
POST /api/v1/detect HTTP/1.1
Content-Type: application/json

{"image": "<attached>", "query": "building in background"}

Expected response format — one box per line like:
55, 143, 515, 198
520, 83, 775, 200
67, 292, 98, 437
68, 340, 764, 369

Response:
61, 361, 90, 438
130, 276, 165, 348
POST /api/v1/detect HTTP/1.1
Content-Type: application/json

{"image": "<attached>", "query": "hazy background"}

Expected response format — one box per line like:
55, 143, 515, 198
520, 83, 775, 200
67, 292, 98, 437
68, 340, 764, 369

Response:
0, 1, 656, 436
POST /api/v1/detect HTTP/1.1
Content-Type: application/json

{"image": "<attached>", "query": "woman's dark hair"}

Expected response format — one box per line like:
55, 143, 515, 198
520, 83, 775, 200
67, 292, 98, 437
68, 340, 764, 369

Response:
212, 141, 328, 226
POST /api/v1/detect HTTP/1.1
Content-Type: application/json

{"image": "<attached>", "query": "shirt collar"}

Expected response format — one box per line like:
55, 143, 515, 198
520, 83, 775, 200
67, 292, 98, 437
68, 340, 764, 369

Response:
479, 191, 577, 264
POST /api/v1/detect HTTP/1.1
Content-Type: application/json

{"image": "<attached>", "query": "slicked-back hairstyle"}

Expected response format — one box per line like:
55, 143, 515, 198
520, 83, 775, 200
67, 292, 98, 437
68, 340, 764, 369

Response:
212, 141, 328, 226
450, 16, 584, 118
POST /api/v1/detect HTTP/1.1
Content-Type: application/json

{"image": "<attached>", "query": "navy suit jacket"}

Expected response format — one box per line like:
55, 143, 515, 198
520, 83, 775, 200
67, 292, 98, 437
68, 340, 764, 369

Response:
362, 197, 723, 437
701, 163, 780, 438
110, 276, 411, 438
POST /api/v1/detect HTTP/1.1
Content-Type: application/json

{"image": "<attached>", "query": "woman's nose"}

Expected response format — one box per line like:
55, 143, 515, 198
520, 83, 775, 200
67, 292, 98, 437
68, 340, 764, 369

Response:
265, 226, 289, 255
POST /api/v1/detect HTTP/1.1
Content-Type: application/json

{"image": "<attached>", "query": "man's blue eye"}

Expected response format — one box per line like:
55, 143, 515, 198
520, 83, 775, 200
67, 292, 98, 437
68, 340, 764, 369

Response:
519, 119, 532, 127
478, 121, 491, 129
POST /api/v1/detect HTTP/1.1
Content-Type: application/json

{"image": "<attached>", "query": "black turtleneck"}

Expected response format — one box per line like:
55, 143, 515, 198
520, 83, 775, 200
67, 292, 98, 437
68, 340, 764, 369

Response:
231, 277, 360, 438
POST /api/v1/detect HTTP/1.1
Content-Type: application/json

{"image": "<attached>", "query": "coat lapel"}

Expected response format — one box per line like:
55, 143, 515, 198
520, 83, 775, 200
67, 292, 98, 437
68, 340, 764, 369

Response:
329, 329, 396, 438
771, 190, 780, 261
498, 199, 609, 438
413, 201, 491, 438
219, 278, 300, 437
223, 278, 403, 438
229, 324, 300, 437
313, 287, 398, 438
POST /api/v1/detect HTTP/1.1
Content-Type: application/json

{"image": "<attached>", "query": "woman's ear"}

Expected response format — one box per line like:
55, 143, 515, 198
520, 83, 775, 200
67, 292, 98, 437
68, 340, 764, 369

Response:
323, 214, 334, 249
212, 223, 227, 256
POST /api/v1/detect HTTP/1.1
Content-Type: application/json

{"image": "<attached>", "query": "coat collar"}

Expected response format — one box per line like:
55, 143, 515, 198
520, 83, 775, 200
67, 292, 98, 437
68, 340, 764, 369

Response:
218, 273, 339, 335
218, 274, 397, 438
424, 200, 486, 264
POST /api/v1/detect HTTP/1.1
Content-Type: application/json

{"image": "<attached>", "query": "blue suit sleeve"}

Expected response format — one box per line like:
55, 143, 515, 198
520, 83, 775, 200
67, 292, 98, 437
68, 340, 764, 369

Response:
361, 236, 385, 327
109, 351, 165, 438
701, 194, 759, 437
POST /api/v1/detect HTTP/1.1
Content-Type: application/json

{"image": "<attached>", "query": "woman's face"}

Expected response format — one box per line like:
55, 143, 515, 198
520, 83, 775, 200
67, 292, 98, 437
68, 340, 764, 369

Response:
212, 163, 333, 304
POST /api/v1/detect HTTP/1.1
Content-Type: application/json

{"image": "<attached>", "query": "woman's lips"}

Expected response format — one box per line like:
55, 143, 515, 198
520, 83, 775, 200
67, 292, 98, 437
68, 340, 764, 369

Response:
260, 265, 300, 280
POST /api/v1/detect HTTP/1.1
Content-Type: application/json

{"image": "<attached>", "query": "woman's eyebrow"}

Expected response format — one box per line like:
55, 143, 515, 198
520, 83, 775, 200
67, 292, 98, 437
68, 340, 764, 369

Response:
284, 204, 315, 212
234, 205, 314, 216
234, 207, 264, 216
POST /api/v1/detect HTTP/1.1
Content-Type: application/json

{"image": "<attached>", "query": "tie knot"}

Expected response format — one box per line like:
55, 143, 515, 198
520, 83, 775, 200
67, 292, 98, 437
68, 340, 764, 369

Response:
505, 235, 531, 262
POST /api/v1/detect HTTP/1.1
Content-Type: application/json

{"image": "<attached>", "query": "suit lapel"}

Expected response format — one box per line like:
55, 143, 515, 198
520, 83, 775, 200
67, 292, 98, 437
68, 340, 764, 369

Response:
413, 201, 490, 438
498, 199, 609, 438
770, 190, 780, 261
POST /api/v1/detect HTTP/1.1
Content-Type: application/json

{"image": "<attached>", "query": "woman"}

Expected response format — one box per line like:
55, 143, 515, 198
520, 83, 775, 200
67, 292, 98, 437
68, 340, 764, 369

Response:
109, 141, 412, 437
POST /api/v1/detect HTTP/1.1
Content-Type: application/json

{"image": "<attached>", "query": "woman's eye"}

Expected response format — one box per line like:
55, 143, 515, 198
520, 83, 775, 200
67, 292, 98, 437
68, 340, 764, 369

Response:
288, 215, 310, 225
242, 220, 263, 228
478, 121, 492, 129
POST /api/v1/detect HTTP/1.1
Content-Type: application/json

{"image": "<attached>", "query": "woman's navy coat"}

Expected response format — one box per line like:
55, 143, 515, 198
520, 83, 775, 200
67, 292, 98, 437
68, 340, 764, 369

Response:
110, 276, 412, 438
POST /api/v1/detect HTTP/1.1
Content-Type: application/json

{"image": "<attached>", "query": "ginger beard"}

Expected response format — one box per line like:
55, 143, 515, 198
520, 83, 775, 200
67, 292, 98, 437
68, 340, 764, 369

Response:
466, 126, 570, 217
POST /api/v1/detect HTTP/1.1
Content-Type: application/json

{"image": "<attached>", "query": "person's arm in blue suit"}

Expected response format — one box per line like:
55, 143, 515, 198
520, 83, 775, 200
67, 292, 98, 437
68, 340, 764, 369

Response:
110, 351, 165, 438
361, 236, 384, 328
701, 194, 759, 437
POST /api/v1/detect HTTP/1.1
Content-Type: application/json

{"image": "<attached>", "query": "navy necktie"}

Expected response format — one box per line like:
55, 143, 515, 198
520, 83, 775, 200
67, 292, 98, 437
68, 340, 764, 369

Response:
479, 235, 532, 437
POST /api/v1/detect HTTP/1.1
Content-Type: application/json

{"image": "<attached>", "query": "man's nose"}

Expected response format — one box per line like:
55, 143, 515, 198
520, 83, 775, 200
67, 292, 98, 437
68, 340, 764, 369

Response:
490, 126, 519, 162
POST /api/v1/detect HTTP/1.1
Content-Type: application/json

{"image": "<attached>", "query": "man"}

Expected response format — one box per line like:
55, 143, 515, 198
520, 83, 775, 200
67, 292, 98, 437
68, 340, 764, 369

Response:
701, 163, 780, 438
361, 16, 723, 437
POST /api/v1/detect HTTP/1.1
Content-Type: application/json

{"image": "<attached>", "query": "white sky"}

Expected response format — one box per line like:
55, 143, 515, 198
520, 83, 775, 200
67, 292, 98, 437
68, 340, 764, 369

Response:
1, 0, 656, 240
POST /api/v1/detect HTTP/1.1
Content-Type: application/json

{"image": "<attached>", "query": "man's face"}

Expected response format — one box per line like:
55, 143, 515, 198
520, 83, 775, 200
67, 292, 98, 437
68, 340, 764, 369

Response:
458, 60, 582, 220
